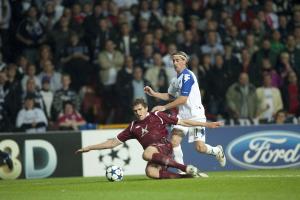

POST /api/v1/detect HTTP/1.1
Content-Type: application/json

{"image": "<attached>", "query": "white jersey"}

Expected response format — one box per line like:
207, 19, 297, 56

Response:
168, 68, 206, 120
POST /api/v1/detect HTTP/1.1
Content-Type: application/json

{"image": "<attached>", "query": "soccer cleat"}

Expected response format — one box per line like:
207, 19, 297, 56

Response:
3, 154, 13, 170
186, 165, 208, 178
216, 145, 226, 167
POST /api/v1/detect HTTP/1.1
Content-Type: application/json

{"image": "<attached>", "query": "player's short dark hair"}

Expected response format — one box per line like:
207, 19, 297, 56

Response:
132, 98, 148, 108
171, 51, 189, 61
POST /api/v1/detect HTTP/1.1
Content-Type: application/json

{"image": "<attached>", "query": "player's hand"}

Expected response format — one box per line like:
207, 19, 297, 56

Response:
205, 121, 224, 128
144, 86, 155, 96
75, 147, 90, 154
151, 105, 166, 112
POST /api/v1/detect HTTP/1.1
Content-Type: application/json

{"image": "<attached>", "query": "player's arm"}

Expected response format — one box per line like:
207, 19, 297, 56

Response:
144, 86, 171, 101
177, 119, 223, 128
75, 138, 122, 154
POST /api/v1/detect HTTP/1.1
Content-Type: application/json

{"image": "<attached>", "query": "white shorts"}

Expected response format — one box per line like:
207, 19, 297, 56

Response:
172, 117, 206, 143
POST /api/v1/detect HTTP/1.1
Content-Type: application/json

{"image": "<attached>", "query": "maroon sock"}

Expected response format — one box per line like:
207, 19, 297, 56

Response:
159, 169, 193, 179
151, 153, 187, 172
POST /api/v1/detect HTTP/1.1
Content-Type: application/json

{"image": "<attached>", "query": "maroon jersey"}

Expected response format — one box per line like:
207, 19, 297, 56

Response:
117, 111, 178, 149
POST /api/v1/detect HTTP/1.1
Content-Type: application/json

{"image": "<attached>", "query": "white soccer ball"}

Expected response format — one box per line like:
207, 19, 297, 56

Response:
105, 165, 124, 182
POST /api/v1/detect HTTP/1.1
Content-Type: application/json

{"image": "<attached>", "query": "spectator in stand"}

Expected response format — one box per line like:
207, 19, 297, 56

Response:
276, 52, 294, 83
60, 32, 91, 91
145, 53, 174, 94
256, 74, 283, 122
80, 86, 103, 124
37, 45, 54, 71
270, 30, 285, 55
278, 15, 289, 41
48, 16, 72, 63
16, 94, 48, 133
244, 33, 259, 59
5, 64, 22, 127
0, 71, 11, 131
38, 60, 62, 92
232, 0, 255, 35
16, 6, 46, 64
271, 109, 289, 124
135, 44, 154, 71
201, 31, 224, 65
251, 18, 266, 45
162, 1, 182, 34
281, 71, 300, 117
180, 30, 201, 56
51, 74, 80, 121
39, 1, 60, 32
162, 43, 177, 73
224, 25, 244, 59
57, 101, 86, 131
284, 35, 300, 76
0, 0, 12, 62
21, 64, 41, 92
40, 76, 54, 121
22, 78, 46, 113
226, 72, 259, 119
116, 22, 139, 58
263, 0, 279, 30
0, 53, 7, 72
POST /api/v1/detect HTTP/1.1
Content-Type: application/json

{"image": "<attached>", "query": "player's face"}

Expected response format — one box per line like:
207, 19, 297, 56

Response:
133, 104, 148, 120
172, 55, 187, 74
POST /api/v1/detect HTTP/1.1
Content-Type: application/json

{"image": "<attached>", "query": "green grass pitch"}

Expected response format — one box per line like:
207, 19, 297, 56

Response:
1, 169, 300, 200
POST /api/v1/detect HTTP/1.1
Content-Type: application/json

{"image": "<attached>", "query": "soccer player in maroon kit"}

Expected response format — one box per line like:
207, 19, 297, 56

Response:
76, 98, 222, 179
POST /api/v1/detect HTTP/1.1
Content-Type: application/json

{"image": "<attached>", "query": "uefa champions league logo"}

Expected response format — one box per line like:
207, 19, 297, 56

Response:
97, 143, 131, 170
227, 131, 300, 169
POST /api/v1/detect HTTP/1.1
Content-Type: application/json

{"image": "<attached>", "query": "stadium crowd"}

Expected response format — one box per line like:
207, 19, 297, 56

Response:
0, 0, 299, 133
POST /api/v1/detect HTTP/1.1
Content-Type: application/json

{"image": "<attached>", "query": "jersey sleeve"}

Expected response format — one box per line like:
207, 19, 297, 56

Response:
155, 111, 178, 125
180, 73, 195, 96
117, 124, 134, 142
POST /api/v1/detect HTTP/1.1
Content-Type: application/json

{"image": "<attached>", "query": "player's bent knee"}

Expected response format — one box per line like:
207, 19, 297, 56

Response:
145, 165, 160, 179
143, 146, 159, 161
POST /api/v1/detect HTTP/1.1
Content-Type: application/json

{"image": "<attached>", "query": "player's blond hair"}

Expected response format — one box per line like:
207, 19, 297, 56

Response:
171, 51, 189, 62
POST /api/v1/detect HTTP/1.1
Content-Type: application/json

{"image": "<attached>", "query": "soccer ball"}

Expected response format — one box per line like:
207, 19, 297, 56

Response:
105, 165, 124, 182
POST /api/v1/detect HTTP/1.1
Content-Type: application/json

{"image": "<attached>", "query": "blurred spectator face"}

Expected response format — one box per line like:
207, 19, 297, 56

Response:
140, 0, 149, 11
25, 98, 35, 109
263, 74, 272, 87
26, 79, 36, 92
191, 0, 201, 11
279, 15, 287, 27
7, 64, 17, 79
0, 72, 7, 85
280, 52, 290, 64
239, 73, 249, 86
64, 103, 75, 115
176, 20, 185, 32
175, 3, 184, 16
262, 39, 271, 49
121, 23, 130, 35
45, 2, 55, 15
125, 56, 133, 69
133, 67, 143, 81
264, 1, 273, 13
43, 60, 54, 73
246, 34, 255, 46
62, 75, 71, 88
83, 3, 92, 15
288, 71, 298, 84
207, 20, 217, 31
204, 9, 213, 19
105, 40, 115, 52
190, 56, 199, 67
153, 53, 162, 66
59, 17, 69, 28
229, 26, 238, 37
143, 33, 154, 45
18, 56, 29, 69
252, 18, 261, 30
294, 11, 300, 23
143, 45, 153, 57
28, 7, 38, 19
139, 18, 149, 30
240, 0, 249, 10
98, 18, 108, 30
225, 17, 233, 28
294, 27, 300, 38
154, 28, 163, 40
27, 64, 36, 76
63, 8, 72, 19
165, 2, 174, 15
40, 45, 52, 60
215, 55, 224, 67
167, 43, 177, 54
275, 111, 286, 124
203, 54, 211, 65
272, 31, 281, 41
241, 49, 250, 61
262, 59, 272, 70
94, 5, 102, 16
151, 0, 160, 10
70, 34, 79, 45
72, 4, 82, 16
207, 31, 217, 45
184, 30, 193, 42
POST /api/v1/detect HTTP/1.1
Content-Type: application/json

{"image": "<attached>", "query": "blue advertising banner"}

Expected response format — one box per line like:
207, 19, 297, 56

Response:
181, 124, 300, 171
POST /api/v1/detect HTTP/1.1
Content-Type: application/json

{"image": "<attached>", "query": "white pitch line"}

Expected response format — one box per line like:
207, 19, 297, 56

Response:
221, 174, 300, 178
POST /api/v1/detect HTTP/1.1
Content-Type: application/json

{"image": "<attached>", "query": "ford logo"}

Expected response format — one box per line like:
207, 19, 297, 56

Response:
226, 131, 300, 169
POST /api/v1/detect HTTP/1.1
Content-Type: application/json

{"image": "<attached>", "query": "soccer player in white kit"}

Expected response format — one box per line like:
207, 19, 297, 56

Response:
144, 51, 226, 168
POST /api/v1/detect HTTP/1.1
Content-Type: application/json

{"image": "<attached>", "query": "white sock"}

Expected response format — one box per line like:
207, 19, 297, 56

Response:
205, 144, 219, 156
173, 145, 184, 164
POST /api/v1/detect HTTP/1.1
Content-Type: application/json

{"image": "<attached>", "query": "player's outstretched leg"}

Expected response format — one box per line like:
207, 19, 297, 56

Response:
195, 141, 226, 167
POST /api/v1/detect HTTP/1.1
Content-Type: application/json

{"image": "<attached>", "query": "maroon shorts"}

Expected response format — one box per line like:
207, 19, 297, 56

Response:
151, 142, 173, 157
